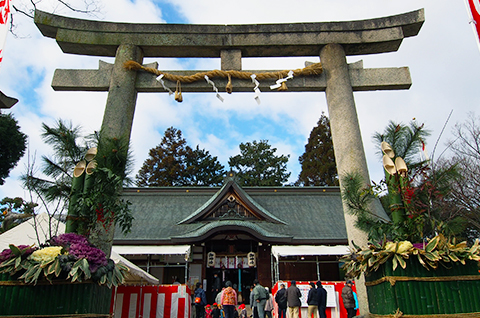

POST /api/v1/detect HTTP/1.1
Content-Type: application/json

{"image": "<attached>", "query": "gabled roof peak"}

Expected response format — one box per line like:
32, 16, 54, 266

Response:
177, 176, 287, 225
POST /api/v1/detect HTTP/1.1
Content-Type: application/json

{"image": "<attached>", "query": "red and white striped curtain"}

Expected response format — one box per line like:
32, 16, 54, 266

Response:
111, 284, 191, 318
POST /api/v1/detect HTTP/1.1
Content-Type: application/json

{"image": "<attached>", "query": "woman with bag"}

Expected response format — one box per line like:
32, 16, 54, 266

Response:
194, 282, 208, 318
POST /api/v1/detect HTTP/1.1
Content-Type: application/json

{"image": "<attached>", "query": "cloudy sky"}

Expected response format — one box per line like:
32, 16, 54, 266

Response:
1, 0, 479, 205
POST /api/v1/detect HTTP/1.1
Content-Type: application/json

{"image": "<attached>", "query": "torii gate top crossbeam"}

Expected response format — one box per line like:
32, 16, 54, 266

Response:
34, 9, 424, 58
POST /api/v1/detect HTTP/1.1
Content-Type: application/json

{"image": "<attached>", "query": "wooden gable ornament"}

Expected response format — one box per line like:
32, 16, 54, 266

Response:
177, 174, 286, 225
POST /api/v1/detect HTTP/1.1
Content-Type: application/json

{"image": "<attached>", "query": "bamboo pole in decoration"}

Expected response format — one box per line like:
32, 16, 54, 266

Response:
77, 160, 97, 235
381, 142, 407, 225
65, 160, 86, 233
383, 156, 404, 224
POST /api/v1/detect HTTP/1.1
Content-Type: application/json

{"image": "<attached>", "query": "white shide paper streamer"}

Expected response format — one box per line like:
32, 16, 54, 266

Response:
270, 70, 294, 90
204, 75, 224, 102
251, 74, 261, 105
155, 74, 174, 95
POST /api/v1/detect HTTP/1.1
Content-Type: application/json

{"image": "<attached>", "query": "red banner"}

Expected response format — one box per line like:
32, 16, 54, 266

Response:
0, 0, 10, 64
467, 0, 480, 48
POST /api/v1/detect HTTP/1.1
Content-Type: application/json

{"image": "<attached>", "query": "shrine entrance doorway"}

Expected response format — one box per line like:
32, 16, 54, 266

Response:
205, 235, 259, 305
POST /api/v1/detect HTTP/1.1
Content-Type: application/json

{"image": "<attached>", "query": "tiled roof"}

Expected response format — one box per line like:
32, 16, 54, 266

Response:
114, 182, 360, 245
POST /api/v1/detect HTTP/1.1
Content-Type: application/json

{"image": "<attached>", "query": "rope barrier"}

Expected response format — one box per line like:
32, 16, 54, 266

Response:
365, 274, 480, 287
123, 60, 323, 84
124, 60, 322, 102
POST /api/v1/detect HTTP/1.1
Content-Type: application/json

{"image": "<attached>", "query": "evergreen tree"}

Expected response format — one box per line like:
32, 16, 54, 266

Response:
22, 120, 88, 203
296, 113, 338, 186
0, 113, 27, 185
372, 120, 430, 169
185, 146, 225, 186
136, 127, 225, 186
136, 127, 191, 186
228, 140, 290, 186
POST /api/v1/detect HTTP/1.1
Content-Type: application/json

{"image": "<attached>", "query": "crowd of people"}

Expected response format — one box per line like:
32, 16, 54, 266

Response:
193, 279, 332, 318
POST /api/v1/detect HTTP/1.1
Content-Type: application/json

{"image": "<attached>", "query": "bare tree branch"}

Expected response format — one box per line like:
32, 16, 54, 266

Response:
11, 5, 34, 19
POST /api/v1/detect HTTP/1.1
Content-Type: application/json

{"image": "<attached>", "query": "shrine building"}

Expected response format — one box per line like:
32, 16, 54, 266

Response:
112, 174, 388, 302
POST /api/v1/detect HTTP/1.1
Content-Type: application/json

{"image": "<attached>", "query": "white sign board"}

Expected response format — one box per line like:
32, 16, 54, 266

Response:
324, 285, 336, 307
297, 284, 310, 307
297, 284, 337, 308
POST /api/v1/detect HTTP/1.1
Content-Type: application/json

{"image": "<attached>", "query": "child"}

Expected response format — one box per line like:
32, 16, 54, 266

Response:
205, 304, 213, 318
212, 303, 220, 318
219, 304, 225, 318
239, 304, 247, 318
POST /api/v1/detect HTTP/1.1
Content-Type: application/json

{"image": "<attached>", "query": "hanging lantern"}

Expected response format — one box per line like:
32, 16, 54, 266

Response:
247, 252, 256, 267
207, 252, 216, 267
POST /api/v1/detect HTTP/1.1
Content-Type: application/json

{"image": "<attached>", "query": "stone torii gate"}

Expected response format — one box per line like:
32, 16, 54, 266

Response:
34, 9, 424, 314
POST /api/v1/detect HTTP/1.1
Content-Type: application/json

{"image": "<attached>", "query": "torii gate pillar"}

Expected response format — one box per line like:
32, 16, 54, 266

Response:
321, 43, 371, 247
101, 44, 143, 140
321, 43, 372, 313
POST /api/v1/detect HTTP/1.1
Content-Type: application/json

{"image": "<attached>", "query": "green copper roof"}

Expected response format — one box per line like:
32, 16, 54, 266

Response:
114, 183, 350, 245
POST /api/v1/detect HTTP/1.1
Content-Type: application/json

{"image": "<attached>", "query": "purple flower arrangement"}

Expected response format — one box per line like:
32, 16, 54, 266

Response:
0, 233, 126, 286
49, 233, 89, 247
49, 233, 107, 272
0, 245, 36, 263
69, 243, 107, 272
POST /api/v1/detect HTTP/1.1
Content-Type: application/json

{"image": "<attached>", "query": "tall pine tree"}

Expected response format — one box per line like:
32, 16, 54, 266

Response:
296, 113, 338, 186
136, 127, 225, 186
185, 146, 225, 186
228, 140, 290, 186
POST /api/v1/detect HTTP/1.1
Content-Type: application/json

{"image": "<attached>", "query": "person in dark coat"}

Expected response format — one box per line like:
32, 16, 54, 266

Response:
194, 282, 208, 318
212, 273, 222, 302
274, 284, 287, 318
285, 280, 301, 318
341, 280, 356, 318
307, 282, 318, 318
316, 281, 327, 318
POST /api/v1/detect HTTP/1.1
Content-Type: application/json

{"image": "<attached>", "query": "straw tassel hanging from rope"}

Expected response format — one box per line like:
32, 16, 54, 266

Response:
226, 74, 233, 94
277, 73, 288, 91
175, 80, 183, 102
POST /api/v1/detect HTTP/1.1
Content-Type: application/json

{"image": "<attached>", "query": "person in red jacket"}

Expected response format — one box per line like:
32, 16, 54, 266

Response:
206, 305, 213, 318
